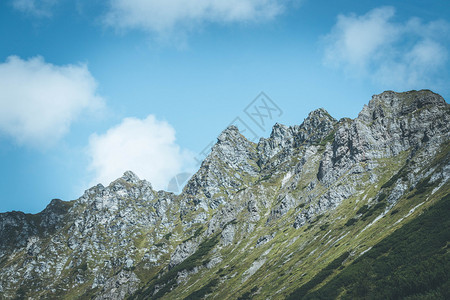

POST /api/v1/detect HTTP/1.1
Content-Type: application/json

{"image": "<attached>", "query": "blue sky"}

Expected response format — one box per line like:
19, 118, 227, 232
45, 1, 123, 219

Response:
1, 0, 449, 213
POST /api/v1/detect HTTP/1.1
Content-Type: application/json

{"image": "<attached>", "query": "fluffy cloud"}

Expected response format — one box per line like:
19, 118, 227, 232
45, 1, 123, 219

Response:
0, 56, 104, 148
324, 6, 449, 90
87, 115, 194, 190
103, 0, 291, 35
11, 0, 58, 17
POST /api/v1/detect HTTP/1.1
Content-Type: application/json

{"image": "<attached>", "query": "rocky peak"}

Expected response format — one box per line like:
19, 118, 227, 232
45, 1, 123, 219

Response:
0, 211, 37, 258
295, 108, 337, 144
319, 90, 449, 186
38, 198, 73, 231
257, 123, 295, 165
304, 108, 334, 125
269, 123, 290, 139
257, 108, 337, 167
217, 125, 241, 143
265, 107, 336, 145
0, 198, 73, 258
358, 90, 446, 122
183, 125, 259, 200
121, 170, 142, 185
211, 125, 257, 164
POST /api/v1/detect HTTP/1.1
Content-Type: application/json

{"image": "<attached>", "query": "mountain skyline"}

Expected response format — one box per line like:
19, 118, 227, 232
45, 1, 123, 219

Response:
1, 89, 448, 299
1, 1, 450, 213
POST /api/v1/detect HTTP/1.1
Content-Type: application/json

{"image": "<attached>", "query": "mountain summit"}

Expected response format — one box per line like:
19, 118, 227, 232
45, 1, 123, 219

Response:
0, 90, 449, 299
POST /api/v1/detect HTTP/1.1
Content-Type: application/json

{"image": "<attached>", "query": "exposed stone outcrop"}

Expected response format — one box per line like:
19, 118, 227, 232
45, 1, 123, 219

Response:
0, 90, 448, 300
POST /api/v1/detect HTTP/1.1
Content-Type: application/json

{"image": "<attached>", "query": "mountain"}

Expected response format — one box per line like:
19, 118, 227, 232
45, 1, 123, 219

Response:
0, 90, 449, 299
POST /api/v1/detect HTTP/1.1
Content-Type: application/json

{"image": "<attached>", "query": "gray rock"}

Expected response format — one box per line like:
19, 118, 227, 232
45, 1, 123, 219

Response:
169, 240, 198, 268
221, 224, 236, 245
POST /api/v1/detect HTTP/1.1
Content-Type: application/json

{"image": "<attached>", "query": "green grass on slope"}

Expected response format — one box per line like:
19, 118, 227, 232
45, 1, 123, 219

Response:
131, 234, 220, 299
288, 193, 450, 300
183, 278, 219, 300
286, 252, 350, 300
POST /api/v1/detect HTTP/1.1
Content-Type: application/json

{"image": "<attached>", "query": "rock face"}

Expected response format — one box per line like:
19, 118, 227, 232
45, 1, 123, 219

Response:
0, 90, 449, 299
184, 125, 259, 201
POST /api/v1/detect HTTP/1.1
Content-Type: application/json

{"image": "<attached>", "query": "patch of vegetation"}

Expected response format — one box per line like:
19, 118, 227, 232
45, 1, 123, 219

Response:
182, 226, 205, 243
314, 214, 324, 223
305, 214, 326, 231
377, 192, 387, 202
237, 291, 252, 300
361, 201, 386, 221
381, 164, 408, 189
319, 130, 337, 146
237, 287, 258, 300
287, 252, 350, 299
132, 234, 220, 299
356, 205, 369, 214
302, 193, 450, 299
345, 218, 357, 227
236, 187, 246, 194
320, 223, 330, 231
80, 286, 100, 299
256, 174, 272, 184
226, 219, 238, 226
390, 209, 399, 215
408, 176, 440, 199
184, 278, 219, 300
15, 285, 28, 299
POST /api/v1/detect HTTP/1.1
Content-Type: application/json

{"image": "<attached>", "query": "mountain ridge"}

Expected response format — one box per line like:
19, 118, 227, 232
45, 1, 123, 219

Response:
0, 89, 449, 299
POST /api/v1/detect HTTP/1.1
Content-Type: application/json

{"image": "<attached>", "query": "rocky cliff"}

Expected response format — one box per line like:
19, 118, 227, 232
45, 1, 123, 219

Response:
0, 90, 449, 299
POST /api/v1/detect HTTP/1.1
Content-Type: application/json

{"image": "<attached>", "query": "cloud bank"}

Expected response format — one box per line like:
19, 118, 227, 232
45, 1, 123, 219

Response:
87, 115, 193, 190
323, 6, 450, 90
0, 56, 104, 148
104, 0, 291, 35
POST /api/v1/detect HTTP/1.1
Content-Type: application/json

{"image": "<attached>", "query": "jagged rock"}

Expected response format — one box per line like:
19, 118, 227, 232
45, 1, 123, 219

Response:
256, 234, 275, 247
0, 90, 448, 299
95, 270, 140, 300
221, 223, 236, 245
121, 170, 142, 185
169, 240, 198, 268
257, 108, 337, 170
267, 194, 297, 223
184, 125, 259, 201
247, 198, 261, 222
207, 203, 238, 235
318, 90, 449, 187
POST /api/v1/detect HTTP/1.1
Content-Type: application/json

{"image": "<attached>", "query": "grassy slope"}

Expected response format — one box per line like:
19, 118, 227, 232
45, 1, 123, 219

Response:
293, 192, 450, 300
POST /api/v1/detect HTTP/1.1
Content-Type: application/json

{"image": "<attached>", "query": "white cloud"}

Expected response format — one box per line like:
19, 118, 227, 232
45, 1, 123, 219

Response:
11, 0, 58, 17
0, 56, 104, 148
324, 7, 399, 70
103, 0, 292, 36
87, 115, 194, 190
323, 6, 450, 90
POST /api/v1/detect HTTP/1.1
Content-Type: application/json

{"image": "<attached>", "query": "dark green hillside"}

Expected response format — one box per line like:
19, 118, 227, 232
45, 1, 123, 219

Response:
289, 193, 450, 300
